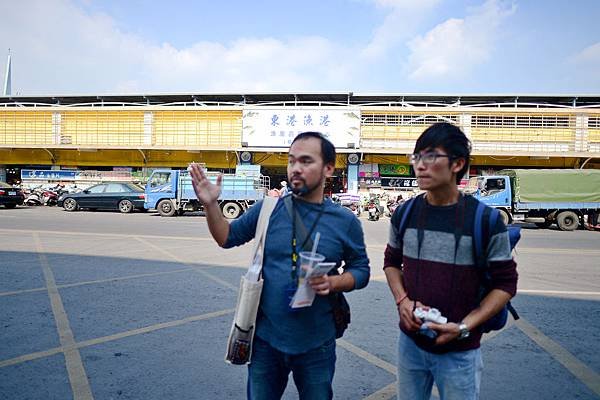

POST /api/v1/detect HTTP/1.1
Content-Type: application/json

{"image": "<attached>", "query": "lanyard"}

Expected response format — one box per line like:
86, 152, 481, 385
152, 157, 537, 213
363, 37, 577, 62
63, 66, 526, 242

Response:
290, 197, 325, 282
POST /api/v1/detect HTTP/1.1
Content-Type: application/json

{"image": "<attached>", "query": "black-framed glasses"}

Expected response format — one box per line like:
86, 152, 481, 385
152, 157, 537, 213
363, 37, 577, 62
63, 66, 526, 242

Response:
410, 152, 453, 165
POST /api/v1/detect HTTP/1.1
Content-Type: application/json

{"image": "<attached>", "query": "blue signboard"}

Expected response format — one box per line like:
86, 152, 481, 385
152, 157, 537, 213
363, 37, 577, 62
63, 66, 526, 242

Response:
21, 169, 77, 181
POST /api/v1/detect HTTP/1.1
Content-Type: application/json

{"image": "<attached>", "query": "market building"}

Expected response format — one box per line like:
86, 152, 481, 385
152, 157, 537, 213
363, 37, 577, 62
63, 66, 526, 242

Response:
1, 93, 599, 194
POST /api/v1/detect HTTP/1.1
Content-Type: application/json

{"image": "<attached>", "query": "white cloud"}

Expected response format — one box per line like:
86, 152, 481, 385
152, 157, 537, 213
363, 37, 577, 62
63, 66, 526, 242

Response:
0, 0, 357, 94
573, 42, 600, 65
362, 0, 440, 58
406, 0, 516, 81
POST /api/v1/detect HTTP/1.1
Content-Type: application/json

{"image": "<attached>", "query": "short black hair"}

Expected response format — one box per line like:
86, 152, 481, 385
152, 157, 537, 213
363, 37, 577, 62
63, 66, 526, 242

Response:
291, 131, 336, 166
414, 122, 471, 184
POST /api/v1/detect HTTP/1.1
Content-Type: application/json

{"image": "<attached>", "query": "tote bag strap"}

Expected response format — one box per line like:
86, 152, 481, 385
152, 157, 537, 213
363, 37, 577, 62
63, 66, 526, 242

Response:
249, 196, 278, 273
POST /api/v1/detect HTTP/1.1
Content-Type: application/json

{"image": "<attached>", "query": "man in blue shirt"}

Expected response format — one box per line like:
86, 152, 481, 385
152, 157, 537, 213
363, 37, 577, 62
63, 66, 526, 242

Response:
189, 131, 370, 400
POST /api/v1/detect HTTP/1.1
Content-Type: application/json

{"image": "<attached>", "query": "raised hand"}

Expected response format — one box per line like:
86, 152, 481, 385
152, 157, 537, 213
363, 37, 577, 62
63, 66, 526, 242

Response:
188, 163, 222, 206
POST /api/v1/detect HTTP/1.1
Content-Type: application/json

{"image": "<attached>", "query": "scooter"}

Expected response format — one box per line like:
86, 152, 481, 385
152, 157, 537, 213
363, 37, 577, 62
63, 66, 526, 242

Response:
42, 190, 59, 206
24, 189, 43, 206
367, 201, 380, 221
343, 202, 361, 217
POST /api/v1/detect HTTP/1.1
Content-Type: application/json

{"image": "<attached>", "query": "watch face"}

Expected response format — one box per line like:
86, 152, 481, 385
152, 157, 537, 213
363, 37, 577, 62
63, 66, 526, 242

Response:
459, 324, 470, 339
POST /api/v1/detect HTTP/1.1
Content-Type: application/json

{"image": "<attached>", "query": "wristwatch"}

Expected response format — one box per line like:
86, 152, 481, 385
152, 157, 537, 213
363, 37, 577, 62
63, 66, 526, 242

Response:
457, 323, 470, 340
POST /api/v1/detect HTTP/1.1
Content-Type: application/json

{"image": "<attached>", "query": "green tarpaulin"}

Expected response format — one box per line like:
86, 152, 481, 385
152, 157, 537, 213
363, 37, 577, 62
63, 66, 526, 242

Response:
498, 169, 600, 203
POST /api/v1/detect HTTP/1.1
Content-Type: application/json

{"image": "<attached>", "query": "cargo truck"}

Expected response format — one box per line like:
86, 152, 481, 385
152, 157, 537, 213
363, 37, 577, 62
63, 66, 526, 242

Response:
144, 169, 270, 218
466, 169, 600, 231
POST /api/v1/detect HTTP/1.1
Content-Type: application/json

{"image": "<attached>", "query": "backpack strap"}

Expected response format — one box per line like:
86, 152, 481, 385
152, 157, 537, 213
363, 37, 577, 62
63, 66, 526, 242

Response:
473, 200, 520, 321
397, 195, 419, 246
473, 201, 501, 269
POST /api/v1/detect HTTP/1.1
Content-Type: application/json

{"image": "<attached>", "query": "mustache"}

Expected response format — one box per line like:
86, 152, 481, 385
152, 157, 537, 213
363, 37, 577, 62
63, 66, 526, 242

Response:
290, 175, 305, 184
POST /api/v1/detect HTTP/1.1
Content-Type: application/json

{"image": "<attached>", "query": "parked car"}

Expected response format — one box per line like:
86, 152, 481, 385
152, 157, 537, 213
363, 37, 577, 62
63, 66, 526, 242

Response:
0, 181, 25, 208
57, 182, 146, 213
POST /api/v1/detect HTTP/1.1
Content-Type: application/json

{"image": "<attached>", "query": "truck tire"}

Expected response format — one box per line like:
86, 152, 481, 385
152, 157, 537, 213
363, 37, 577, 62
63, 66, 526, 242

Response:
157, 199, 176, 217
556, 211, 579, 231
498, 209, 511, 225
221, 201, 242, 219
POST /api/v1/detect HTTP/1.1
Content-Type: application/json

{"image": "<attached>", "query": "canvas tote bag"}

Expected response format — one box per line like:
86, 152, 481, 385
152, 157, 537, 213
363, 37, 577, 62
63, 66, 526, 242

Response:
225, 196, 277, 365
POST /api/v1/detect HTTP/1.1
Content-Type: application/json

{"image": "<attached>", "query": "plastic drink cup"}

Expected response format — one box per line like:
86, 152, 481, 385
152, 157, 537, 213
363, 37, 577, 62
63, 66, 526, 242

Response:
298, 251, 325, 284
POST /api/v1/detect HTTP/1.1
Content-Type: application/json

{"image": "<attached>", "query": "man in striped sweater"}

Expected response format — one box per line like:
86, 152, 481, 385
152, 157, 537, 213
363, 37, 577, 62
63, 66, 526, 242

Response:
384, 123, 518, 400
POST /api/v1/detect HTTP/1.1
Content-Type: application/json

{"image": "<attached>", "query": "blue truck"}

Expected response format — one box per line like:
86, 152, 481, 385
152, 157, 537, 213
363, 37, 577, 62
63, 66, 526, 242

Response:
466, 169, 600, 231
144, 169, 270, 218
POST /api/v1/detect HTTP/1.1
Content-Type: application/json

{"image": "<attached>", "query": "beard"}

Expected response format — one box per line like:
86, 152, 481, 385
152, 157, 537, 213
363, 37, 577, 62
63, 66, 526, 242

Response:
289, 176, 323, 197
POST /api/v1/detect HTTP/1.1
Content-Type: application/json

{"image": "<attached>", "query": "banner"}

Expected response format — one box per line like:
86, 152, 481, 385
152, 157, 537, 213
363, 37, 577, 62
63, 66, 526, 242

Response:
242, 107, 360, 148
380, 177, 419, 188
379, 164, 411, 176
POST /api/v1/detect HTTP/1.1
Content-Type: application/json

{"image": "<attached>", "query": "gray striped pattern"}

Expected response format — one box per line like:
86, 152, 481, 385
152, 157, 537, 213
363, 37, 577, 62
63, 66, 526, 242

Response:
389, 227, 513, 265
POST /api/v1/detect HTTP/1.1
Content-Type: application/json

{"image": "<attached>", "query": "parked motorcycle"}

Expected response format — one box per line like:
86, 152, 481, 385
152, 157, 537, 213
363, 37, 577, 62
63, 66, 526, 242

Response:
367, 200, 380, 221
42, 190, 59, 206
343, 202, 361, 217
24, 188, 43, 206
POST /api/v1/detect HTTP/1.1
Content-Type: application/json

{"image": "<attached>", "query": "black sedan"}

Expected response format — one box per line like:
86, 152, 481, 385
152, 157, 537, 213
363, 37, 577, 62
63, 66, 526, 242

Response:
58, 182, 146, 213
0, 181, 25, 208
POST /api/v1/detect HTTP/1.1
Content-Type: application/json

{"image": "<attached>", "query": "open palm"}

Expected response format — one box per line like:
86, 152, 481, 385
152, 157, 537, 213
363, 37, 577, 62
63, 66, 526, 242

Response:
188, 163, 222, 205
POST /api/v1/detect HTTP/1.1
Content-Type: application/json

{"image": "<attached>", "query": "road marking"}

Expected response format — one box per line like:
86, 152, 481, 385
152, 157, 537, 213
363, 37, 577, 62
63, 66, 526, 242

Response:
363, 383, 396, 400
75, 308, 235, 349
134, 237, 239, 291
33, 233, 94, 400
0, 228, 214, 242
0, 268, 195, 297
337, 339, 442, 399
518, 289, 600, 297
364, 243, 600, 256
515, 317, 600, 396
337, 339, 396, 374
0, 308, 234, 369
516, 247, 600, 256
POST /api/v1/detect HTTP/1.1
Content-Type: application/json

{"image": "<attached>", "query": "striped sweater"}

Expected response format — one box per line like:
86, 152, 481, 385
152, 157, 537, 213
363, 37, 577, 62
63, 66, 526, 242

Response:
384, 194, 518, 354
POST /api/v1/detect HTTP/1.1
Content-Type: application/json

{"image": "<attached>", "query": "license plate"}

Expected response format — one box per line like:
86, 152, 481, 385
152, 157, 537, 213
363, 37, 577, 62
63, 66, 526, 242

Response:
8, 191, 16, 195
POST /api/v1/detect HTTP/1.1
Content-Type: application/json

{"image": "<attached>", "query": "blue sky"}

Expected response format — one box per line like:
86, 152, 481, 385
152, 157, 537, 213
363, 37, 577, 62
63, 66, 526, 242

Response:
1, 0, 599, 95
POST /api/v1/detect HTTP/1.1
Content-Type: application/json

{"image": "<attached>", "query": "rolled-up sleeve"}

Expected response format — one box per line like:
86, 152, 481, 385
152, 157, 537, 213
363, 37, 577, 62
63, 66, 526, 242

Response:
343, 218, 370, 290
223, 200, 262, 249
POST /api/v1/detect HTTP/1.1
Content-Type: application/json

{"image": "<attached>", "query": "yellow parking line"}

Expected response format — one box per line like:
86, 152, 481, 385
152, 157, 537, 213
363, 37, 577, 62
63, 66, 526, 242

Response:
75, 308, 234, 349
337, 339, 396, 374
0, 268, 195, 298
515, 317, 600, 396
362, 383, 397, 400
0, 228, 213, 242
0, 308, 234, 369
519, 289, 600, 297
134, 237, 239, 291
33, 233, 94, 400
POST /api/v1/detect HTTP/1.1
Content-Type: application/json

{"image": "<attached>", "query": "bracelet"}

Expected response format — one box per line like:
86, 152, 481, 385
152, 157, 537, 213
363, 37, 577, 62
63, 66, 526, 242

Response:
396, 294, 409, 306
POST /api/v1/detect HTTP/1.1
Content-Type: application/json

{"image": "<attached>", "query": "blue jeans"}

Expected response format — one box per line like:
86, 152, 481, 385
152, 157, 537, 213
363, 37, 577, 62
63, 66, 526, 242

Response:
397, 331, 483, 400
247, 335, 336, 400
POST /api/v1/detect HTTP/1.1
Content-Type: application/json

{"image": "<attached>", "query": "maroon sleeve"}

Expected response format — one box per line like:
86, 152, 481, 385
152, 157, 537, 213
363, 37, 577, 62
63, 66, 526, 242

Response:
488, 259, 518, 297
383, 244, 403, 270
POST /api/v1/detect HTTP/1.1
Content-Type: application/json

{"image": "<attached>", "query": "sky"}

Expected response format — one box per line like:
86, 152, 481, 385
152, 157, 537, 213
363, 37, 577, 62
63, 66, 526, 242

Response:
1, 0, 599, 95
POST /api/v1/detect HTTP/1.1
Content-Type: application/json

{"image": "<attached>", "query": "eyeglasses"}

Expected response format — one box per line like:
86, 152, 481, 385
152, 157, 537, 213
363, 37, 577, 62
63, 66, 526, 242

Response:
410, 152, 453, 165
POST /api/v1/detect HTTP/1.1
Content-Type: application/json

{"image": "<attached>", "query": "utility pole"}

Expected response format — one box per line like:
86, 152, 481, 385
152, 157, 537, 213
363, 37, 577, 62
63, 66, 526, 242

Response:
3, 49, 11, 96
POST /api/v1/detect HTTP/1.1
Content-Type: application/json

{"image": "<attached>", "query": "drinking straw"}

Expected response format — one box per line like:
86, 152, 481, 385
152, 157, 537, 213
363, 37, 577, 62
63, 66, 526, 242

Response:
310, 232, 320, 258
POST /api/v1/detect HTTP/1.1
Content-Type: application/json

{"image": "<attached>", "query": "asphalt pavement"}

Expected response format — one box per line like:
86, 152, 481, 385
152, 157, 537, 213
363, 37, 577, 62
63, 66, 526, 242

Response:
1, 206, 599, 399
